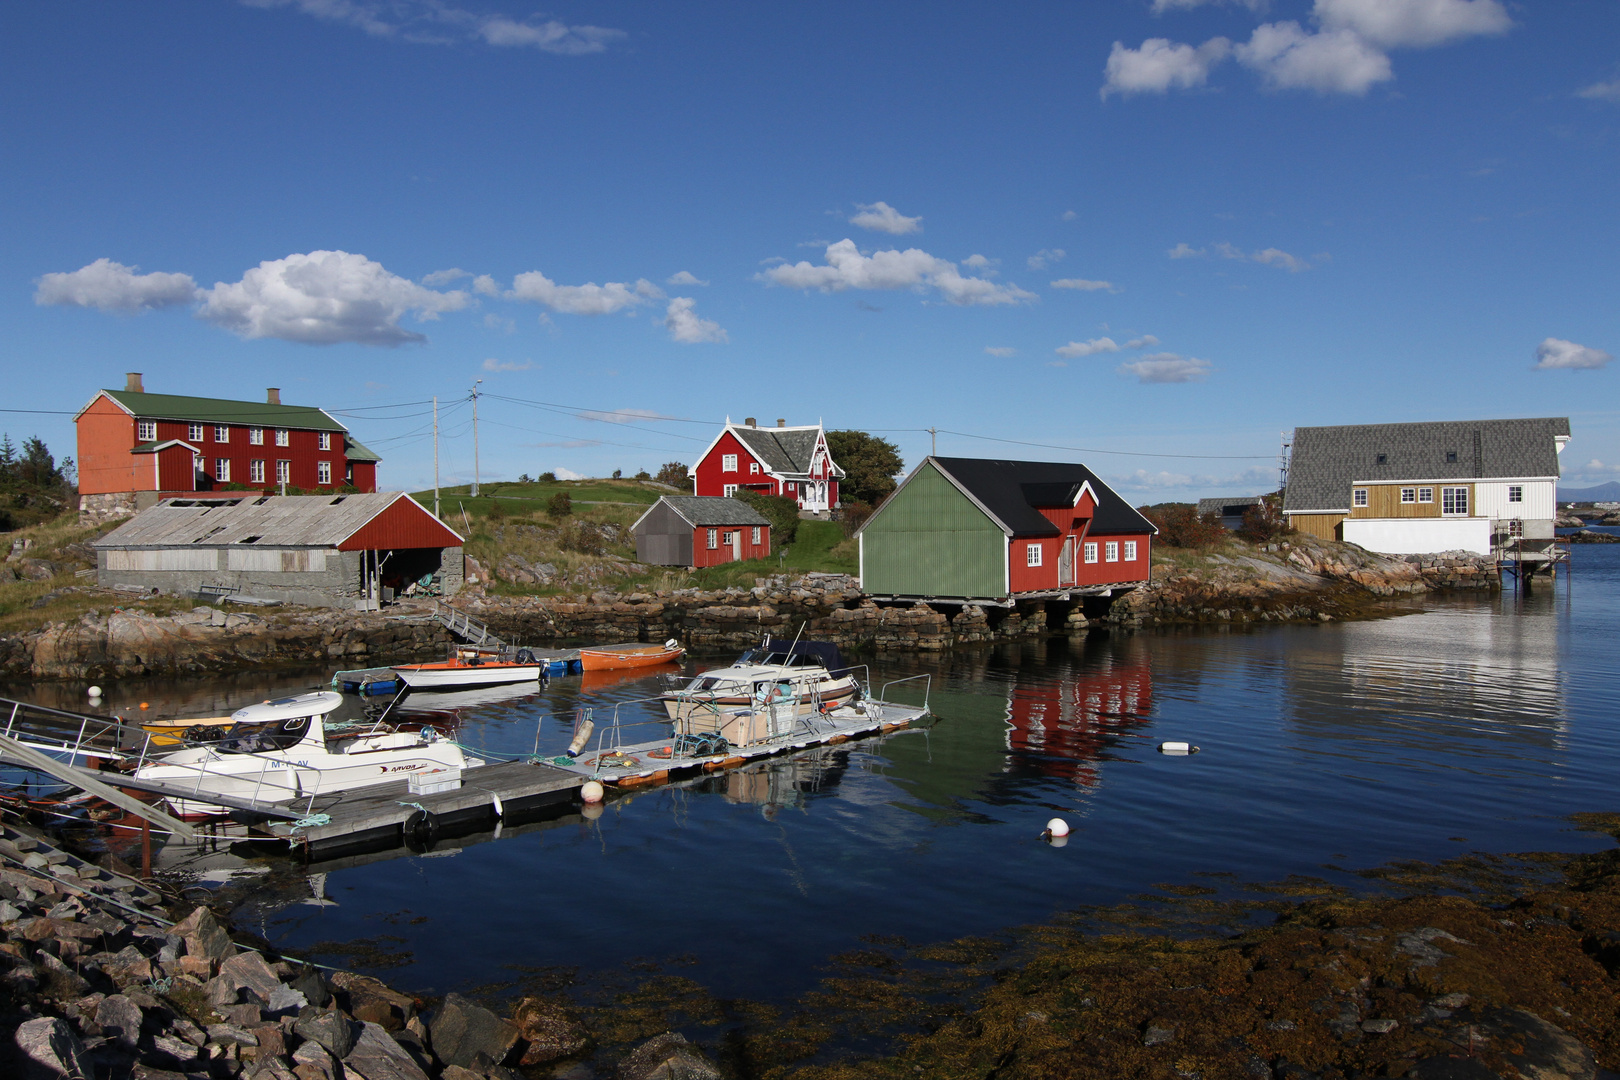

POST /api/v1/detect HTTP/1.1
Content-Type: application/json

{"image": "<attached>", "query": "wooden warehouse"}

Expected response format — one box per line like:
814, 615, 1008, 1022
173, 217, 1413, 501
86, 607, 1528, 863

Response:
633, 496, 771, 567
94, 492, 464, 608
858, 457, 1155, 603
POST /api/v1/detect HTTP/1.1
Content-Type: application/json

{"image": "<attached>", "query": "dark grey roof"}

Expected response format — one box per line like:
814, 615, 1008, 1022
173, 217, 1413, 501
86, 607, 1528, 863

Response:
1283, 417, 1570, 513
1197, 496, 1264, 517
930, 458, 1157, 537
656, 496, 772, 528
730, 425, 845, 478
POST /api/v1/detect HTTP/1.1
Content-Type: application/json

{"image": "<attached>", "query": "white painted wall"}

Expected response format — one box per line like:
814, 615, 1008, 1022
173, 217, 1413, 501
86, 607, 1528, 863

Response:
1475, 478, 1556, 522
1343, 517, 1492, 556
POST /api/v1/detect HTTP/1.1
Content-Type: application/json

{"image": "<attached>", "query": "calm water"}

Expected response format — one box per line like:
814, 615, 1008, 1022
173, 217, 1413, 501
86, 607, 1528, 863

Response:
18, 542, 1620, 1003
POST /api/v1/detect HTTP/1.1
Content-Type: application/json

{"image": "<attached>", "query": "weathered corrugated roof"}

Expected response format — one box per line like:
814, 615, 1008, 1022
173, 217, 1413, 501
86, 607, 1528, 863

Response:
94, 389, 347, 432
1197, 496, 1264, 517
1283, 417, 1570, 513
730, 425, 845, 478
93, 492, 432, 548
930, 458, 1157, 537
655, 496, 772, 528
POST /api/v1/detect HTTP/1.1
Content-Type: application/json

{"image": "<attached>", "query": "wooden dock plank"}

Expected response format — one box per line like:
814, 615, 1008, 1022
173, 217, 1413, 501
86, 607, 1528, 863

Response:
270, 759, 582, 851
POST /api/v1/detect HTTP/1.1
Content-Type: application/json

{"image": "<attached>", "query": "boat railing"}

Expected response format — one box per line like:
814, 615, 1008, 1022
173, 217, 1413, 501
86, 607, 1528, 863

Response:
876, 673, 932, 715
128, 727, 296, 811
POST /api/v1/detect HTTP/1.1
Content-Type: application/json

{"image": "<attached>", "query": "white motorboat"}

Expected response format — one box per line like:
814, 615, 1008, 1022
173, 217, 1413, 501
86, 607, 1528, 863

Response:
659, 638, 859, 722
393, 648, 547, 690
132, 690, 482, 816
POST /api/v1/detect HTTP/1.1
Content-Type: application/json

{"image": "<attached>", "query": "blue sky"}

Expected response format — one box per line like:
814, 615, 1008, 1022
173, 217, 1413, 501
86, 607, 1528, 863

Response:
4, 0, 1618, 499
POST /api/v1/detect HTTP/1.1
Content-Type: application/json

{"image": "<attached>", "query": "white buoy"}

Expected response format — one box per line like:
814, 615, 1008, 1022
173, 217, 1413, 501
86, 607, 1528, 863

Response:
1045, 817, 1070, 837
580, 801, 605, 821
1158, 741, 1199, 755
566, 719, 595, 758
580, 779, 604, 804
1046, 833, 1069, 848
87, 686, 102, 698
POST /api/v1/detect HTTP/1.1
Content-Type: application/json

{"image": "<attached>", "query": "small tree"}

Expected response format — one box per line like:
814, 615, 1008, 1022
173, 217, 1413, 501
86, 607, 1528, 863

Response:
611, 468, 622, 480
654, 461, 691, 491
547, 491, 572, 517
518, 473, 532, 483
1237, 497, 1291, 543
825, 430, 903, 505
734, 490, 798, 547
538, 471, 558, 483
634, 469, 651, 481
1138, 504, 1226, 548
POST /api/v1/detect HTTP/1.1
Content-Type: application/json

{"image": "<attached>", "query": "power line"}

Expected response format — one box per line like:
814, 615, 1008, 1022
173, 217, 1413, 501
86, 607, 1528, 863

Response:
862, 426, 1273, 461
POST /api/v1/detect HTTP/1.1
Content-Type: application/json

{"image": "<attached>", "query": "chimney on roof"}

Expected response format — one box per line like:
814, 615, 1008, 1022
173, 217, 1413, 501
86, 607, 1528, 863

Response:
125, 373, 143, 393
777, 418, 785, 428
745, 417, 756, 427
267, 388, 281, 405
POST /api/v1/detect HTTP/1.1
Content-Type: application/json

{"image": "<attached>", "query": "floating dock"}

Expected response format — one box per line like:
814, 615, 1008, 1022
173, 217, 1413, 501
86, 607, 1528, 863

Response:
266, 759, 583, 856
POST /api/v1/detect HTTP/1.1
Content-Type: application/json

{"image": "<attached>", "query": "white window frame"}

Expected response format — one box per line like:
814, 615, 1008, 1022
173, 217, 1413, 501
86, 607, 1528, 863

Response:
1123, 541, 1137, 561
214, 425, 229, 443
274, 429, 290, 447
1441, 486, 1469, 516
318, 432, 332, 450
1400, 488, 1416, 504
1105, 541, 1119, 563
749, 462, 760, 474
188, 423, 204, 442
723, 483, 738, 496
722, 530, 736, 546
276, 460, 291, 484
1083, 541, 1098, 564
1353, 488, 1368, 508
1507, 485, 1523, 503
249, 427, 264, 445
214, 458, 230, 482
317, 461, 332, 485
249, 459, 265, 484
751, 526, 761, 545
1026, 543, 1042, 568
1418, 487, 1433, 503
706, 528, 717, 550
136, 420, 156, 441
722, 453, 738, 472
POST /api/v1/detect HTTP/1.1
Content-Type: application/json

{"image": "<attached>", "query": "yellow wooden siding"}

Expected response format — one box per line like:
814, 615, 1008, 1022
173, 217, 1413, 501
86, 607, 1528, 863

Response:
1348, 482, 1474, 519
1289, 513, 1344, 540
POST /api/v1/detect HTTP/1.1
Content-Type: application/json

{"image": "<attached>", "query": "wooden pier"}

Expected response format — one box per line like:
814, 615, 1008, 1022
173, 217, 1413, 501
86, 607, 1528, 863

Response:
267, 759, 583, 856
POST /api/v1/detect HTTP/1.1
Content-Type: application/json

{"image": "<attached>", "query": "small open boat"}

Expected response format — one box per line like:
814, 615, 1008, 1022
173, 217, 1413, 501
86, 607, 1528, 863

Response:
577, 639, 684, 671
394, 648, 549, 690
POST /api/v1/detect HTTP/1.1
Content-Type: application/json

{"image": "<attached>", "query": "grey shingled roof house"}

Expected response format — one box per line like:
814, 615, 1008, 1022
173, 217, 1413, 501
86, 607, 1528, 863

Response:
633, 496, 772, 566
1283, 417, 1570, 554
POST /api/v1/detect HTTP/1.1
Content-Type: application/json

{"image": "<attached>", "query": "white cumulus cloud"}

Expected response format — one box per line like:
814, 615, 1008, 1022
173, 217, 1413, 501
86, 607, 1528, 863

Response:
1314, 0, 1510, 49
1051, 278, 1118, 292
1101, 37, 1232, 99
664, 298, 728, 344
422, 268, 471, 286
35, 258, 198, 312
1028, 248, 1066, 270
553, 467, 585, 481
1578, 79, 1620, 103
1236, 22, 1393, 94
1215, 241, 1312, 270
1120, 353, 1212, 383
1533, 338, 1612, 371
243, 1, 626, 54
1056, 337, 1120, 359
507, 271, 662, 315
761, 239, 1036, 307
474, 18, 625, 54
196, 250, 469, 346
1169, 243, 1206, 259
666, 270, 709, 287
961, 254, 997, 271
849, 201, 922, 235
1125, 335, 1161, 349
985, 346, 1017, 358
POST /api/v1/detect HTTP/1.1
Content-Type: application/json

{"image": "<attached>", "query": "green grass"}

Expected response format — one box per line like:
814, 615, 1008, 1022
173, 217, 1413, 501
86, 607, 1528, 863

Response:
410, 478, 669, 527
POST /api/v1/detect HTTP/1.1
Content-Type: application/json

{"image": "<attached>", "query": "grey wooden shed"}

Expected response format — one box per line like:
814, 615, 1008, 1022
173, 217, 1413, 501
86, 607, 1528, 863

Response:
633, 496, 772, 567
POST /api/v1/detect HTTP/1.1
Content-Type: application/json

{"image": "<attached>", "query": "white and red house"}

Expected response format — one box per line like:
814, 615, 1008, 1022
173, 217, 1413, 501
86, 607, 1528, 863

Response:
690, 418, 844, 512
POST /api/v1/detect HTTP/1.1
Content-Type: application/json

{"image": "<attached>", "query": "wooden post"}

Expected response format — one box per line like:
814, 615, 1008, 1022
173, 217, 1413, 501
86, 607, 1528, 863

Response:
140, 818, 152, 880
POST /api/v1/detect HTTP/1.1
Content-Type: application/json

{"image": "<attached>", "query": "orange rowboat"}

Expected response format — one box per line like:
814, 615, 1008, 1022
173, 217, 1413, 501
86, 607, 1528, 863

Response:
577, 639, 685, 671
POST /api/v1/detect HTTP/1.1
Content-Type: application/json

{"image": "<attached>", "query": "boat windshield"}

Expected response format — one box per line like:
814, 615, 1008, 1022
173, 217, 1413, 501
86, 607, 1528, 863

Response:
215, 716, 312, 754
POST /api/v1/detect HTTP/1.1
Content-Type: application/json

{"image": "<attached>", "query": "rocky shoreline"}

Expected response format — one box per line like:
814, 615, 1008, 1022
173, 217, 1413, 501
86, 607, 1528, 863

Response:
0, 538, 1504, 680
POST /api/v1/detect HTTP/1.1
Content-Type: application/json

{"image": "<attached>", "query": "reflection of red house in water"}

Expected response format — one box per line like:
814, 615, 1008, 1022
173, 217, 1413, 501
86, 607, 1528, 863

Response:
1005, 660, 1153, 786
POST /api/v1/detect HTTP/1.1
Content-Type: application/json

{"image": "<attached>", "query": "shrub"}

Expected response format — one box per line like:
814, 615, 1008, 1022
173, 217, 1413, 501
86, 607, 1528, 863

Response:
634, 470, 651, 481
611, 468, 622, 479
485, 499, 506, 522
733, 490, 799, 546
538, 471, 558, 483
518, 473, 532, 483
654, 462, 691, 491
839, 500, 874, 538
1237, 498, 1291, 543
547, 491, 572, 517
1138, 504, 1226, 548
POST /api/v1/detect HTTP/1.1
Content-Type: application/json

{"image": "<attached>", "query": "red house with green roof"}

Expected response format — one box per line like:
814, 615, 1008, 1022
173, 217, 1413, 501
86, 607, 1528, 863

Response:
74, 373, 381, 521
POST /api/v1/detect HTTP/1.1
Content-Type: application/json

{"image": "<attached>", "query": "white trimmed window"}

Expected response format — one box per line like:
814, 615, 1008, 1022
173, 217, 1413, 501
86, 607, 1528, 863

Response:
274, 429, 289, 447
188, 423, 204, 442
1105, 541, 1119, 562
1401, 488, 1416, 504
1083, 541, 1098, 564
276, 460, 291, 483
317, 461, 332, 485
214, 425, 229, 442
722, 531, 736, 546
249, 427, 264, 445
214, 458, 230, 482
723, 483, 738, 496
722, 453, 737, 472
706, 528, 718, 549
751, 526, 761, 545
1442, 486, 1469, 516
1418, 487, 1433, 503
1353, 488, 1368, 508
249, 459, 265, 484
1123, 541, 1137, 561
136, 420, 156, 441
1026, 543, 1042, 567
1508, 485, 1523, 503
750, 462, 760, 474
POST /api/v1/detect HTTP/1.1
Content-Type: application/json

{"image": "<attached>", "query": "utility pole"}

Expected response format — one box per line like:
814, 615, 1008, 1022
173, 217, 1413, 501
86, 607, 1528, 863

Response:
927, 427, 937, 457
471, 379, 483, 498
432, 395, 440, 519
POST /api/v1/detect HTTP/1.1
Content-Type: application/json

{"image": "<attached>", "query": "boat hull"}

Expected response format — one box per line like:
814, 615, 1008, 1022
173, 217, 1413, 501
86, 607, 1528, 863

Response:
393, 663, 543, 689
577, 644, 685, 671
659, 675, 859, 722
